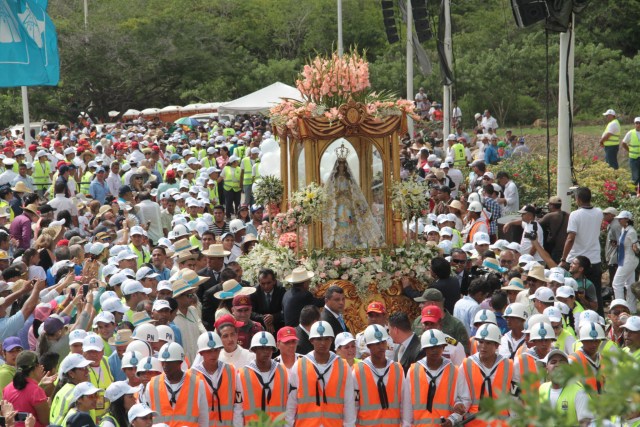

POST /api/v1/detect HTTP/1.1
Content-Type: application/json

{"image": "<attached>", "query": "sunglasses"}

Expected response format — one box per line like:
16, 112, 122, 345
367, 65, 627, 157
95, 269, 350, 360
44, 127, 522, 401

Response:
451, 258, 467, 264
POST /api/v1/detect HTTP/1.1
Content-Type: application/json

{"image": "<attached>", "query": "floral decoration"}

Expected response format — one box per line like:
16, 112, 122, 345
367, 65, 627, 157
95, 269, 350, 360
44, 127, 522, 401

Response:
289, 182, 328, 225
390, 177, 431, 219
253, 175, 284, 207
237, 242, 298, 286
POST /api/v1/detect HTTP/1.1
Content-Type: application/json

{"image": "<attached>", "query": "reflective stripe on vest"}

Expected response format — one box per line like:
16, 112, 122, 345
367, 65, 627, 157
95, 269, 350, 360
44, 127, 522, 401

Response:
241, 157, 253, 185
539, 381, 582, 426
192, 365, 235, 427
240, 364, 288, 423
409, 361, 456, 424
88, 357, 114, 419
453, 143, 466, 167
129, 244, 150, 268
50, 383, 75, 425
296, 357, 347, 427
568, 350, 603, 394
149, 371, 200, 427
222, 166, 241, 192
354, 361, 402, 426
516, 353, 540, 393
33, 161, 51, 186
629, 130, 640, 159
604, 119, 620, 146
463, 357, 512, 416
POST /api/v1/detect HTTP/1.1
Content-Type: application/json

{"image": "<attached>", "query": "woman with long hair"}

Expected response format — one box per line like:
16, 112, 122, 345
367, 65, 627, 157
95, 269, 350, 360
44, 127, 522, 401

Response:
22, 248, 45, 281
100, 381, 138, 427
3, 351, 52, 427
61, 381, 101, 427
127, 403, 156, 427
34, 234, 55, 272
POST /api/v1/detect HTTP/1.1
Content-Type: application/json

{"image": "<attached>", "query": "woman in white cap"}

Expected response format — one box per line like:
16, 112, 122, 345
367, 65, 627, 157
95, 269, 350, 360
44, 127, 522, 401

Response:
127, 403, 156, 427
62, 381, 103, 427
100, 381, 138, 427
334, 332, 360, 367
50, 354, 92, 425
611, 211, 639, 313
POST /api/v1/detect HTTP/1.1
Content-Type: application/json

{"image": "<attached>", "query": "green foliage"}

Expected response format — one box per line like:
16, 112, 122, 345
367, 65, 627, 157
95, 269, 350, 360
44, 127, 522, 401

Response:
245, 412, 286, 427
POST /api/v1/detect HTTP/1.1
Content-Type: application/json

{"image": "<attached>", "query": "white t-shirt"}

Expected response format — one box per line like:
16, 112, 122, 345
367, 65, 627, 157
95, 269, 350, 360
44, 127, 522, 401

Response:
602, 120, 620, 138
520, 220, 544, 262
566, 207, 604, 264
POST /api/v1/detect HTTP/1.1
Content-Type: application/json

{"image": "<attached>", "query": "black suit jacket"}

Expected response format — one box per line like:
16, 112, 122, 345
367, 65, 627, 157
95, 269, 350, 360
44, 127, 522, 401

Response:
396, 334, 425, 373
250, 284, 286, 331
282, 286, 324, 327
295, 325, 313, 355
197, 267, 222, 303
320, 308, 349, 352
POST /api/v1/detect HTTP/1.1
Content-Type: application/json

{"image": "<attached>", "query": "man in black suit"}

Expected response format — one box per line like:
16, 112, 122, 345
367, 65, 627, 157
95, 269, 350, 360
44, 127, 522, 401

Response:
201, 267, 238, 330
282, 267, 324, 327
389, 312, 424, 373
319, 286, 349, 351
295, 305, 321, 355
250, 268, 286, 333
451, 248, 473, 295
197, 244, 228, 302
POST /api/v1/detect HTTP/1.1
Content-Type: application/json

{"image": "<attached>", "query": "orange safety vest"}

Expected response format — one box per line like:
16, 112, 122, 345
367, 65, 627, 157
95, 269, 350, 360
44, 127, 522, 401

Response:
462, 357, 513, 427
148, 370, 202, 427
467, 219, 487, 243
407, 360, 457, 425
238, 364, 288, 423
353, 361, 403, 427
515, 352, 540, 394
296, 356, 349, 427
469, 337, 478, 355
192, 364, 235, 427
569, 350, 604, 394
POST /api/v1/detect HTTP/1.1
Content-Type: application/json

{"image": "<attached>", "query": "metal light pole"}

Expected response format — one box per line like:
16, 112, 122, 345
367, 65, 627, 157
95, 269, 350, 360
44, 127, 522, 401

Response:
337, 0, 343, 56
442, 0, 453, 137
21, 87, 31, 145
557, 15, 575, 210
83, 0, 88, 29
406, 0, 414, 138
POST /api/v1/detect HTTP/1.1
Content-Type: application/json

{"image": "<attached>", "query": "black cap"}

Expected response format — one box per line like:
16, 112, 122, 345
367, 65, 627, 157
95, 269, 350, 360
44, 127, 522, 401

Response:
65, 411, 95, 427
118, 185, 132, 196
519, 205, 536, 214
38, 204, 56, 214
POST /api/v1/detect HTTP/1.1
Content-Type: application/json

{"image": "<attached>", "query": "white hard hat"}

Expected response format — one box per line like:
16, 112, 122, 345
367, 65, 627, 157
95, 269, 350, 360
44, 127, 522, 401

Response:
420, 328, 447, 349
121, 351, 143, 369
158, 342, 185, 362
543, 306, 563, 323
504, 302, 528, 320
132, 324, 158, 343
229, 219, 246, 234
250, 331, 277, 349
156, 325, 175, 343
473, 309, 497, 326
525, 314, 550, 333
475, 323, 501, 344
136, 356, 162, 374
528, 322, 555, 341
363, 324, 389, 346
467, 201, 483, 213
197, 331, 223, 352
125, 340, 152, 358
309, 321, 334, 339
578, 322, 605, 341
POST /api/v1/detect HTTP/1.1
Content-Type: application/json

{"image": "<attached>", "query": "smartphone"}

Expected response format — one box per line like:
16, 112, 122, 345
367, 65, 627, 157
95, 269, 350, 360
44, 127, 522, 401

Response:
0, 416, 5, 427
15, 413, 29, 422
82, 284, 89, 297
70, 288, 77, 297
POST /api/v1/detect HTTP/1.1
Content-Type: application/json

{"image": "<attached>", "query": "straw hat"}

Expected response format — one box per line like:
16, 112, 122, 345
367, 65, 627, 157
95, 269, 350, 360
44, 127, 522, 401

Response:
22, 204, 40, 218
527, 265, 549, 283
11, 182, 33, 194
241, 234, 258, 249
108, 329, 134, 346
449, 200, 464, 211
202, 244, 230, 258
172, 279, 196, 298
174, 268, 208, 288
97, 205, 112, 219
285, 267, 315, 284
214, 279, 256, 300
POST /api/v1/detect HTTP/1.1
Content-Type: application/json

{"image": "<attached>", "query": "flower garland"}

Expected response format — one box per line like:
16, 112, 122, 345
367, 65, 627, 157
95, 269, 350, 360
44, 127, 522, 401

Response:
237, 242, 298, 285
253, 175, 284, 207
289, 182, 328, 225
390, 177, 431, 219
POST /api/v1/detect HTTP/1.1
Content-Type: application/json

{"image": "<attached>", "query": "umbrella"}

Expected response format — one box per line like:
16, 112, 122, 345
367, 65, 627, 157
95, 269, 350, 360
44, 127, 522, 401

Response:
174, 117, 201, 127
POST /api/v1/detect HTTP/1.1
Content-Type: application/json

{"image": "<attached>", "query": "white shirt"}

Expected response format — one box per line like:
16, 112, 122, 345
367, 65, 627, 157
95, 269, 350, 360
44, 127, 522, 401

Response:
136, 199, 164, 243
566, 207, 604, 264
106, 172, 121, 197
219, 345, 255, 370
453, 295, 480, 335
173, 306, 206, 363
0, 169, 17, 186
355, 328, 397, 360
481, 116, 499, 132
602, 119, 620, 138
520, 220, 545, 262
499, 331, 526, 359
502, 180, 519, 215
143, 373, 209, 427
622, 129, 640, 144
48, 193, 78, 217
286, 352, 356, 427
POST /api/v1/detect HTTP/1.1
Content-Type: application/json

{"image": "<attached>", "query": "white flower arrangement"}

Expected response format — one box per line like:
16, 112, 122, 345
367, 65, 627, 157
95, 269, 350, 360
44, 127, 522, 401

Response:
253, 175, 284, 206
390, 177, 431, 220
289, 182, 328, 225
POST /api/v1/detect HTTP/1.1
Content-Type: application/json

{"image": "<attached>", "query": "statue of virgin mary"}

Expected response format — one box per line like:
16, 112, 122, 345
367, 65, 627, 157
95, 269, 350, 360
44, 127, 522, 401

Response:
323, 146, 384, 249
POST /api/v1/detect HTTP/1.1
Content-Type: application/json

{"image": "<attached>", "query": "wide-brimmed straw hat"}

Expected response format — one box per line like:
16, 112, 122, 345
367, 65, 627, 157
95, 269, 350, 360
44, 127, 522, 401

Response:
285, 267, 315, 284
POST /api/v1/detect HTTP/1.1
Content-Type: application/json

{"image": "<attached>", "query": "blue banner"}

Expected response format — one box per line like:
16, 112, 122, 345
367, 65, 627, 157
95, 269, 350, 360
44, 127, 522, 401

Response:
0, 0, 60, 87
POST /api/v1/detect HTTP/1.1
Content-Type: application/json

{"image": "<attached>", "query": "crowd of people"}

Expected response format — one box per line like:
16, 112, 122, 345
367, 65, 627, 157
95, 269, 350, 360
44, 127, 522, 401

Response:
0, 109, 635, 427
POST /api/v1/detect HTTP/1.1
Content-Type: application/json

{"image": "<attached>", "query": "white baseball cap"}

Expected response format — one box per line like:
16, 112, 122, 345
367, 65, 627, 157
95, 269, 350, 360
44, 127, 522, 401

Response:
72, 382, 103, 403
105, 381, 138, 402
529, 286, 555, 303
101, 297, 129, 314
610, 298, 630, 311
556, 285, 575, 299
334, 332, 356, 348
127, 403, 157, 424
473, 232, 491, 245
603, 109, 616, 116
83, 333, 105, 351
152, 299, 171, 312
136, 266, 160, 281
69, 329, 88, 345
59, 354, 92, 374
621, 315, 640, 332
122, 280, 152, 296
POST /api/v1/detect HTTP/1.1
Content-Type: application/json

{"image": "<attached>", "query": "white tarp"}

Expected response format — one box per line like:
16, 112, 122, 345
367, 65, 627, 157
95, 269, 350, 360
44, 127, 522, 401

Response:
217, 82, 302, 115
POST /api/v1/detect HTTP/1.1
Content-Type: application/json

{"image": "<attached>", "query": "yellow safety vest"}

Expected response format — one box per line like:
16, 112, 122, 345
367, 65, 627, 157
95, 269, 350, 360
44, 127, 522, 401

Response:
223, 166, 241, 192
33, 161, 51, 189
129, 243, 151, 268
88, 357, 114, 420
208, 185, 219, 205
236, 145, 247, 159
241, 157, 254, 185
0, 200, 13, 221
202, 157, 217, 169
628, 130, 640, 159
538, 381, 583, 426
604, 119, 620, 146
81, 171, 93, 194
452, 143, 466, 167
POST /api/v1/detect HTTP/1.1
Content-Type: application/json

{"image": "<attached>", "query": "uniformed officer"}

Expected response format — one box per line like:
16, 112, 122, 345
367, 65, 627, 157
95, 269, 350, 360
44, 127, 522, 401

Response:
513, 322, 556, 396
569, 322, 606, 394
499, 302, 528, 360
421, 305, 465, 366
469, 309, 498, 355
355, 301, 396, 360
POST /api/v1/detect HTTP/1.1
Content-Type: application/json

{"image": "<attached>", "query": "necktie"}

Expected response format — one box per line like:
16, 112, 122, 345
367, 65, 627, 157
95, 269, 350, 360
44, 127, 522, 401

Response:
425, 367, 445, 412
372, 365, 391, 409
337, 314, 347, 331
266, 293, 271, 306
397, 344, 405, 362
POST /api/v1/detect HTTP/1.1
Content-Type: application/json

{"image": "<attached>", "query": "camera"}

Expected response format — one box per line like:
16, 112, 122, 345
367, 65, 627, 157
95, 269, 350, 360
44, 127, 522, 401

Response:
523, 230, 537, 240
567, 186, 579, 196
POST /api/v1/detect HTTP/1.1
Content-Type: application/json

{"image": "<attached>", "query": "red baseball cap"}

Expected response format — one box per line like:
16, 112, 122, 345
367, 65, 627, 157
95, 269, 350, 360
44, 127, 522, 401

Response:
56, 239, 70, 247
131, 141, 139, 149
277, 326, 298, 343
232, 294, 251, 308
3, 147, 13, 154
421, 305, 443, 324
366, 301, 386, 314
152, 146, 160, 152
28, 145, 37, 152
54, 141, 63, 148
165, 170, 176, 179
214, 314, 243, 330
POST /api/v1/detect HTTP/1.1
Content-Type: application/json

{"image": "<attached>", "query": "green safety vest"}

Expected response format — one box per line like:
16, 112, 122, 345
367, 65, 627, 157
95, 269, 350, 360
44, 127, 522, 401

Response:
539, 381, 583, 426
254, 161, 261, 180
88, 357, 114, 420
51, 383, 97, 425
223, 166, 241, 192
202, 157, 217, 169
100, 414, 120, 427
81, 171, 93, 194
628, 130, 640, 159
33, 160, 51, 189
129, 243, 150, 268
0, 200, 13, 221
604, 119, 621, 146
452, 143, 466, 167
241, 157, 254, 185
236, 145, 247, 159
208, 185, 219, 204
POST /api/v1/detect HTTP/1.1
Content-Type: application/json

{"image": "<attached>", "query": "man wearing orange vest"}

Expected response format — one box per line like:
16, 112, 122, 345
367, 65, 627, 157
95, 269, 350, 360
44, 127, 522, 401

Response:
455, 323, 514, 427
513, 321, 555, 396
234, 331, 291, 425
191, 331, 235, 427
569, 322, 606, 395
145, 342, 209, 427
464, 201, 489, 244
353, 324, 403, 427
403, 328, 462, 427
286, 320, 356, 427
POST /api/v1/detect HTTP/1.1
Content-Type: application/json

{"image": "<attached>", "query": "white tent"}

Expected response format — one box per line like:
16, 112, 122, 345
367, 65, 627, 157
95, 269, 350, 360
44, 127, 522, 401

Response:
218, 82, 303, 115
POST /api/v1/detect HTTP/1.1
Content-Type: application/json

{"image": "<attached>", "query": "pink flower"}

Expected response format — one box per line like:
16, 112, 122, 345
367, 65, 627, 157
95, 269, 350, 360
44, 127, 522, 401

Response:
320, 272, 327, 279
333, 260, 341, 267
